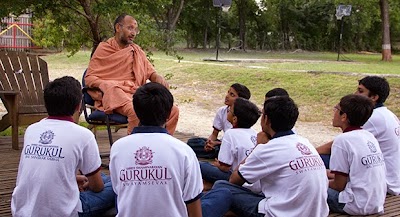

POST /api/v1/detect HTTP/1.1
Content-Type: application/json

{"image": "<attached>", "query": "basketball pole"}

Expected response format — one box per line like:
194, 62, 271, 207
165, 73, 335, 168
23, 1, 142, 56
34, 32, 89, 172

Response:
216, 7, 221, 61
337, 17, 344, 61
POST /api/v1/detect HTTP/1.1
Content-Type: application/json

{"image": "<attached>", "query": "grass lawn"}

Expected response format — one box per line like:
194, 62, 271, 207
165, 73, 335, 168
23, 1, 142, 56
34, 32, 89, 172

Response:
149, 49, 400, 123
41, 49, 400, 124
2, 50, 400, 134
3, 49, 398, 136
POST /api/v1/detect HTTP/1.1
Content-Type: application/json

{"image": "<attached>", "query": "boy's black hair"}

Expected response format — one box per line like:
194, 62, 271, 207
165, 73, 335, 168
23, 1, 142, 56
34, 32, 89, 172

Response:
114, 13, 129, 33
265, 88, 289, 99
44, 76, 82, 116
359, 76, 390, 104
231, 83, 251, 99
263, 96, 298, 132
339, 94, 374, 127
133, 82, 173, 127
232, 97, 261, 128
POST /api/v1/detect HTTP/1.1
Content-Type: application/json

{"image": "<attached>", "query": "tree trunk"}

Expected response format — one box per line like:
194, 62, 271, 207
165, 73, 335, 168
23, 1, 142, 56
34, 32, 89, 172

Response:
203, 26, 208, 49
237, 0, 246, 50
380, 0, 392, 61
165, 0, 185, 49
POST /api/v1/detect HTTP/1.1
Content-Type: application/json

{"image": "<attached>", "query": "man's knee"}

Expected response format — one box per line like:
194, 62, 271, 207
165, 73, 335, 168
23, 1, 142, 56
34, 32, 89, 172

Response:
213, 180, 232, 189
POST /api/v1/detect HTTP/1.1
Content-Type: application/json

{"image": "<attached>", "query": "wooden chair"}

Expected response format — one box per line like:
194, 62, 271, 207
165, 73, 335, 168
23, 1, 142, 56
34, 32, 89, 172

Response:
0, 50, 49, 150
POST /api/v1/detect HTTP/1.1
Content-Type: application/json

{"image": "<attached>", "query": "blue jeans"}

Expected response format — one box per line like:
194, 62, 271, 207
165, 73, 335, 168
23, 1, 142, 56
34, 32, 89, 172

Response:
327, 188, 346, 214
200, 161, 232, 183
201, 188, 232, 217
79, 173, 116, 217
213, 180, 264, 217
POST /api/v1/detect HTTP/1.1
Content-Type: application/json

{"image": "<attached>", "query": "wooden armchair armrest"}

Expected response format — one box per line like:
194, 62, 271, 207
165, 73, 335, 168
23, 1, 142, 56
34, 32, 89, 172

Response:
0, 90, 20, 96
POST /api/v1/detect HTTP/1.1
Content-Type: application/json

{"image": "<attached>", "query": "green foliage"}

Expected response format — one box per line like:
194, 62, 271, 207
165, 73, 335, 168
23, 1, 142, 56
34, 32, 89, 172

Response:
31, 13, 65, 49
1, 0, 399, 54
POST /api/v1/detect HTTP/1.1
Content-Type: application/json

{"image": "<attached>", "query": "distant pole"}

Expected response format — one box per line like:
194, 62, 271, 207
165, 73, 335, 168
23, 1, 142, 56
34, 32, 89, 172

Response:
335, 5, 352, 61
337, 18, 344, 61
216, 8, 221, 60
212, 0, 231, 61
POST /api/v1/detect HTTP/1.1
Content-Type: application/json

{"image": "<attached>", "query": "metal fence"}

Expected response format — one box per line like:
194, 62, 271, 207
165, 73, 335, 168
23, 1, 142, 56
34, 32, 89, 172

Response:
0, 14, 37, 51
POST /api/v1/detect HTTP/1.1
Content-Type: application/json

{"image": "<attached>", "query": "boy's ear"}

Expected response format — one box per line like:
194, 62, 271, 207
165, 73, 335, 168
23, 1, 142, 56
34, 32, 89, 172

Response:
263, 114, 271, 127
75, 102, 82, 113
341, 112, 348, 123
232, 116, 238, 127
370, 94, 379, 103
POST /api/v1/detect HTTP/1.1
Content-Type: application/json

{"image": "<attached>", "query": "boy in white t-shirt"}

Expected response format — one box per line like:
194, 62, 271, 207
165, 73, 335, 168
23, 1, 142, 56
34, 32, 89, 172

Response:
109, 82, 203, 217
200, 97, 260, 185
257, 87, 292, 144
189, 83, 251, 159
318, 76, 400, 195
11, 76, 115, 217
328, 94, 386, 215
203, 96, 329, 217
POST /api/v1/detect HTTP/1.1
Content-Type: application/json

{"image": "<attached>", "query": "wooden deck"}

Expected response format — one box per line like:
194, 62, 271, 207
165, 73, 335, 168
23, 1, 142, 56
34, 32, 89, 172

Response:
0, 130, 399, 216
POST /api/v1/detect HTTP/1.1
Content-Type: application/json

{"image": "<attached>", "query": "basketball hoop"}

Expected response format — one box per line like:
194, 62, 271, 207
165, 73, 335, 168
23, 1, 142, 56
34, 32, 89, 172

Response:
221, 5, 231, 12
336, 5, 352, 20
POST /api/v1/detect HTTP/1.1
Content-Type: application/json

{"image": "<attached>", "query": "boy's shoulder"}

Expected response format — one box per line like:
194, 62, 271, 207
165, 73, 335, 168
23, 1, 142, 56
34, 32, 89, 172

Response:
260, 134, 311, 152
370, 106, 396, 120
334, 129, 378, 150
113, 133, 189, 151
336, 129, 374, 140
225, 128, 256, 135
215, 105, 228, 113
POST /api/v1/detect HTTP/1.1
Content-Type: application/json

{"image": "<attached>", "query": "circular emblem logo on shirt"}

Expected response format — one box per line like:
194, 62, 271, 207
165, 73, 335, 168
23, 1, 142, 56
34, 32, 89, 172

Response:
135, 146, 154, 165
367, 141, 377, 153
250, 135, 257, 145
395, 127, 400, 136
296, 143, 312, 155
39, 130, 55, 144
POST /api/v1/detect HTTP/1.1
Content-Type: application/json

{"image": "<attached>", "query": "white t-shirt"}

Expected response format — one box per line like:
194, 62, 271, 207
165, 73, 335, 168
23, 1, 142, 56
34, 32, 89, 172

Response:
110, 127, 203, 217
363, 106, 400, 195
218, 128, 257, 171
11, 118, 101, 217
239, 133, 329, 217
331, 129, 386, 215
213, 106, 233, 132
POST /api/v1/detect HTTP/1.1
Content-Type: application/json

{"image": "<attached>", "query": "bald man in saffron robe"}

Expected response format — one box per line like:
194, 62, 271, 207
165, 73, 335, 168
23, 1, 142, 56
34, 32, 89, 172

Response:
85, 14, 179, 135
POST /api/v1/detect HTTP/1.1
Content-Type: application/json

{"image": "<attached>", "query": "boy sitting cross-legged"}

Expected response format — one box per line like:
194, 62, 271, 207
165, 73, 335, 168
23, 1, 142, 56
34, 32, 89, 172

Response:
11, 76, 115, 217
187, 83, 251, 159
109, 82, 203, 217
202, 96, 329, 217
328, 94, 386, 215
200, 97, 260, 188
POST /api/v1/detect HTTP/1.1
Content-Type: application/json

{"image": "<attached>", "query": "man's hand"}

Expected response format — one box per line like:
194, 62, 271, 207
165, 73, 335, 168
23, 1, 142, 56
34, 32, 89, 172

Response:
212, 158, 220, 167
76, 175, 89, 192
150, 72, 169, 89
204, 139, 221, 152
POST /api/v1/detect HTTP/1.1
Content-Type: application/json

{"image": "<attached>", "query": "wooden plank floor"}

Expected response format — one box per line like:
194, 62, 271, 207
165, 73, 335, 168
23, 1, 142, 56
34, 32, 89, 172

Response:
1, 130, 399, 216
0, 129, 194, 216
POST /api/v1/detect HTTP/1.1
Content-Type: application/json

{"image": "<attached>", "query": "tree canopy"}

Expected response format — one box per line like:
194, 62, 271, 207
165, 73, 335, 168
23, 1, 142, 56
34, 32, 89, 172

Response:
1, 0, 399, 57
